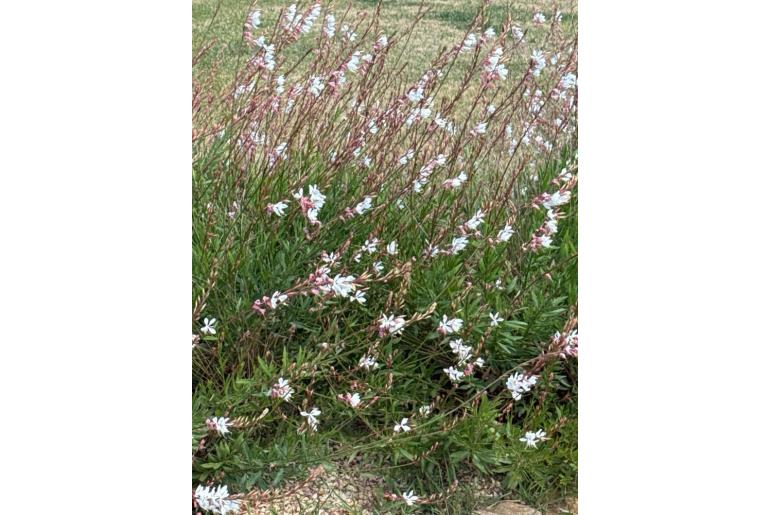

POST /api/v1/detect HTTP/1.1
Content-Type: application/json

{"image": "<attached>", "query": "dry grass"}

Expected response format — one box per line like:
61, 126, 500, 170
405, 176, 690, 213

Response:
192, 0, 576, 90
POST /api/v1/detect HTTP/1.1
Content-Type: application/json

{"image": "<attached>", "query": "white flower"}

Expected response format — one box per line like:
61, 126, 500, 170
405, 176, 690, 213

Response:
443, 171, 467, 189
282, 4, 299, 31
201, 317, 217, 335
270, 142, 288, 166
372, 261, 384, 275
536, 234, 553, 248
444, 366, 464, 382
308, 75, 325, 97
497, 224, 514, 242
398, 149, 415, 165
506, 372, 538, 401
448, 338, 472, 363
227, 202, 239, 219
379, 314, 406, 336
195, 484, 240, 515
457, 347, 473, 365
275, 75, 286, 95
511, 25, 524, 41
438, 315, 463, 334
545, 211, 559, 235
341, 24, 356, 41
495, 278, 503, 290
418, 405, 432, 417
321, 251, 338, 265
362, 238, 379, 253
206, 416, 231, 436
323, 14, 335, 38
270, 377, 294, 402
341, 392, 361, 408
483, 47, 503, 72
533, 13, 546, 24
330, 274, 357, 298
425, 242, 441, 258
396, 198, 406, 209
560, 72, 577, 90
483, 27, 496, 39
250, 10, 262, 28
269, 291, 288, 309
346, 51, 361, 72
531, 49, 546, 77
299, 3, 321, 34
359, 355, 380, 370
461, 32, 478, 52
308, 185, 326, 209
261, 43, 276, 71
471, 121, 487, 135
465, 209, 485, 230
402, 490, 419, 506
556, 329, 579, 358
394, 418, 411, 433
234, 82, 254, 98
434, 113, 455, 134
351, 290, 367, 304
448, 338, 467, 354
300, 406, 321, 431
407, 106, 431, 126
267, 201, 288, 217
474, 357, 485, 368
449, 236, 469, 254
386, 241, 398, 255
542, 191, 571, 209
520, 429, 547, 448
489, 312, 503, 327
355, 196, 373, 215
407, 86, 424, 103
376, 34, 388, 49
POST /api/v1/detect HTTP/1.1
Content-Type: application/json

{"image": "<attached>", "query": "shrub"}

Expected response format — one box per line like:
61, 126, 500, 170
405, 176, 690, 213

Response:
193, 2, 577, 512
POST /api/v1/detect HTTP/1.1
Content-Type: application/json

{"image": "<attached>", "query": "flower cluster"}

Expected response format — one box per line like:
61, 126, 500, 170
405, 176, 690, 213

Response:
443, 337, 485, 383
554, 329, 578, 358
438, 315, 463, 334
481, 46, 508, 86
506, 372, 538, 401
194, 485, 239, 515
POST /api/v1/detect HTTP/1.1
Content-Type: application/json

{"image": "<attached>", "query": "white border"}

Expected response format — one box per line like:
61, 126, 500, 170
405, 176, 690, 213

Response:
1, 0, 769, 513
1, 1, 190, 513
581, 0, 770, 513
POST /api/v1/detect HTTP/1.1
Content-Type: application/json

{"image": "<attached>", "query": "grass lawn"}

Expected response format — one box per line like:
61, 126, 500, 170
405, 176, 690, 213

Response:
193, 0, 576, 91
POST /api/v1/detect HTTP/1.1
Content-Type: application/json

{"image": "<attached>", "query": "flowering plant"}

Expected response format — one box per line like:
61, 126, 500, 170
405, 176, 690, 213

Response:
193, 1, 577, 511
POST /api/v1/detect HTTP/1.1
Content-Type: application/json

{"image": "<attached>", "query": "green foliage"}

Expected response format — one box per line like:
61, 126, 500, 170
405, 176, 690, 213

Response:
192, 151, 577, 508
